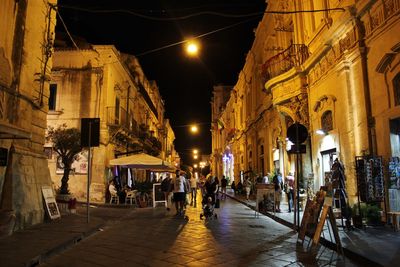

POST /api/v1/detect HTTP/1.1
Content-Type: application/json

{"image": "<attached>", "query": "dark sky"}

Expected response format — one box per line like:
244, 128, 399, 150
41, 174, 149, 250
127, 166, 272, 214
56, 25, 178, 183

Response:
56, 0, 265, 164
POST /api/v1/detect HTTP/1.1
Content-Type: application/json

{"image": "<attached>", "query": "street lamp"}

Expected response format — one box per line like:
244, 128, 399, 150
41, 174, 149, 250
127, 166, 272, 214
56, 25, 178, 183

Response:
190, 125, 199, 134
193, 149, 198, 154
185, 40, 200, 57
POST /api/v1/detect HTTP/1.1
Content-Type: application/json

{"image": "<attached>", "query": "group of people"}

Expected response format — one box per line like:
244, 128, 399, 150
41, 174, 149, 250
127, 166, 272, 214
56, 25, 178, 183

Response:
159, 171, 228, 216
230, 171, 296, 213
271, 172, 295, 212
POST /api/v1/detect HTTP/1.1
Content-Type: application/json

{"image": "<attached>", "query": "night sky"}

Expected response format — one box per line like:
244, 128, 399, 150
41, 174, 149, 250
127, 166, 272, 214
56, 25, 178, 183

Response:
56, 0, 266, 164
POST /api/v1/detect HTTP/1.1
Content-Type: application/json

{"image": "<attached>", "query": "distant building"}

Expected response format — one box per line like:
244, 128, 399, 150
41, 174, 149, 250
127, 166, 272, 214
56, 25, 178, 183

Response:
211, 85, 233, 179
0, 0, 58, 232
47, 43, 176, 202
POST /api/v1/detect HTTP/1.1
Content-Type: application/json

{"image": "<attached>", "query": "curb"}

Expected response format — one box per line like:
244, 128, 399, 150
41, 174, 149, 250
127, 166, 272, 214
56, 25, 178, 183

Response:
25, 222, 105, 267
226, 193, 383, 267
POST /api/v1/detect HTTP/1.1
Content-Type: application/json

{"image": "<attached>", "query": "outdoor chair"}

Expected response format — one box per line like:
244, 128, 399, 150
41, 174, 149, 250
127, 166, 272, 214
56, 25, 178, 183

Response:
110, 192, 119, 204
125, 190, 138, 206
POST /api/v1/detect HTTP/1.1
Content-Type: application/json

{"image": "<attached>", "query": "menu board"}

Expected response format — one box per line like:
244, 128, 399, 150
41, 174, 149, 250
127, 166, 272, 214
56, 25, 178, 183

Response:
152, 183, 167, 208
41, 186, 61, 220
256, 184, 275, 213
355, 156, 384, 203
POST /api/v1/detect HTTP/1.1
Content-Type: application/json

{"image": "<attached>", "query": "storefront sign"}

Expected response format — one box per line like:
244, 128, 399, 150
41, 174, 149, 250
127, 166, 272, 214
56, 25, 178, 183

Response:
41, 186, 61, 220
153, 183, 167, 208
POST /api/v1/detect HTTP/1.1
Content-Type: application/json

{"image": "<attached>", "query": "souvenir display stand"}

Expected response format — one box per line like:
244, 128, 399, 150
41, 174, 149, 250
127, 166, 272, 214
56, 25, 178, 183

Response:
355, 156, 386, 222
388, 157, 400, 229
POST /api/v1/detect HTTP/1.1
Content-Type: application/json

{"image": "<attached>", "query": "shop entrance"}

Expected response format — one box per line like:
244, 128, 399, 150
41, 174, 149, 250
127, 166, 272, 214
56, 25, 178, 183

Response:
390, 117, 400, 157
321, 148, 337, 186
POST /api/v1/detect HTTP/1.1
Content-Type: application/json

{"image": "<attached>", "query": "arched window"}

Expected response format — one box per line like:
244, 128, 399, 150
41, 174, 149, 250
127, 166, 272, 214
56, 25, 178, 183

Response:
321, 110, 333, 132
393, 73, 400, 106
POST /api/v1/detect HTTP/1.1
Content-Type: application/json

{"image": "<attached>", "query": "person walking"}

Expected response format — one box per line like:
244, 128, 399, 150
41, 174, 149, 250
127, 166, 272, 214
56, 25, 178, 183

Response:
285, 173, 295, 213
273, 172, 283, 212
189, 175, 198, 207
161, 173, 172, 211
220, 176, 227, 199
244, 176, 252, 201
171, 170, 189, 216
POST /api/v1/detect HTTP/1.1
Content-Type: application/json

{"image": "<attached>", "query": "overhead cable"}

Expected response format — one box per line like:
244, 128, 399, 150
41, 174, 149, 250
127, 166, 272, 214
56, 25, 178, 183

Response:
58, 5, 346, 21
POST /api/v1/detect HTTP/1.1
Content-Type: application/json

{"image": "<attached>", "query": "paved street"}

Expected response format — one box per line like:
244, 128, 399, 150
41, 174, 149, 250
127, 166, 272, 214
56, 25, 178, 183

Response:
39, 196, 360, 267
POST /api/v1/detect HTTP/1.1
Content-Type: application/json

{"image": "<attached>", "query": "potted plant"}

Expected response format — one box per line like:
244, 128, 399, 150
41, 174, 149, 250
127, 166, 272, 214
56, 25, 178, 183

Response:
365, 204, 382, 225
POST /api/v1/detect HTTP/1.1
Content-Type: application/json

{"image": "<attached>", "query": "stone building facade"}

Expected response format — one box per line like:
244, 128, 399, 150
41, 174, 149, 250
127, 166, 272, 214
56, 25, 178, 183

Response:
0, 0, 58, 232
211, 0, 400, 212
47, 44, 176, 203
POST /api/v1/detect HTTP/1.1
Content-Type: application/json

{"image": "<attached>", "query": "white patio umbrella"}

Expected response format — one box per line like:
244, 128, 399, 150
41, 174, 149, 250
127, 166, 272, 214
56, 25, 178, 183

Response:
109, 153, 175, 171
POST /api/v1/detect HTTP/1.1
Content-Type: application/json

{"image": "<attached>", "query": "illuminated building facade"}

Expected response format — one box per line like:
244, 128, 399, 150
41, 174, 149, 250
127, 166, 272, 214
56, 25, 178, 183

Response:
0, 0, 58, 232
47, 43, 176, 202
212, 0, 400, 213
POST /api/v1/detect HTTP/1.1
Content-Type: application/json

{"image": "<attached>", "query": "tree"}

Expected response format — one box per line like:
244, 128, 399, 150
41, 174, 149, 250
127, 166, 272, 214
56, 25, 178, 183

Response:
46, 124, 82, 194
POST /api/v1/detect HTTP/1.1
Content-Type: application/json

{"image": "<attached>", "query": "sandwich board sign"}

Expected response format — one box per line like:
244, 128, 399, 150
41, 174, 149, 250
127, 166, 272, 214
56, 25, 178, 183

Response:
41, 186, 61, 220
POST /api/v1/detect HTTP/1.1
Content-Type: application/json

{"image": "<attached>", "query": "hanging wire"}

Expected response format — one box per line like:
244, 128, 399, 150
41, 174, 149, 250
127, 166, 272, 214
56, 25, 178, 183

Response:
55, 8, 80, 50
135, 16, 260, 57
57, 5, 264, 20
58, 5, 346, 21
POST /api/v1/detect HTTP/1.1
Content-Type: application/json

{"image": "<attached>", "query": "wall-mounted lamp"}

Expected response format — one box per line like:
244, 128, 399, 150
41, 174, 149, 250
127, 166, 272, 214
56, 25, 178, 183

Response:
316, 129, 327, 135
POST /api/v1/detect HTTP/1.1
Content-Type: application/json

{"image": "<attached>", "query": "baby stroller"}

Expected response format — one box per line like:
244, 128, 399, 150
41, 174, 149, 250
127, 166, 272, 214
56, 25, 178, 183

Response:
200, 194, 217, 220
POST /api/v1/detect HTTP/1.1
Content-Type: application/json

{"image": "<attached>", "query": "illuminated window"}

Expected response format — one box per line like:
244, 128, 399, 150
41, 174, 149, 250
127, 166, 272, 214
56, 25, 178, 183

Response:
393, 73, 400, 106
321, 110, 333, 132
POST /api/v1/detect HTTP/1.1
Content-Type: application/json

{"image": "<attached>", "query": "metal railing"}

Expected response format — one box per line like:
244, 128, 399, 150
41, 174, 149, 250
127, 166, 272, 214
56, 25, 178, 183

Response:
262, 44, 309, 81
106, 106, 138, 134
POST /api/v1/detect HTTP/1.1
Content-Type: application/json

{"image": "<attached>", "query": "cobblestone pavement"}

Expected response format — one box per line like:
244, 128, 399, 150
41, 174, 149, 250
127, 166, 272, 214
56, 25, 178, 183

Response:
40, 196, 362, 267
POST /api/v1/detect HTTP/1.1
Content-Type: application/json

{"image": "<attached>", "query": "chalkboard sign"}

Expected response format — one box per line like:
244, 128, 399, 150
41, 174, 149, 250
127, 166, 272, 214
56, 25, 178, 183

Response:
41, 186, 61, 220
152, 183, 167, 208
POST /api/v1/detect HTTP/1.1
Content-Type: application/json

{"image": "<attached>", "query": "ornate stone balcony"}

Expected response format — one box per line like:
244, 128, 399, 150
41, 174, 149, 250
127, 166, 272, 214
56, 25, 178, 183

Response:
364, 0, 400, 36
106, 106, 138, 135
262, 44, 309, 81
106, 106, 140, 148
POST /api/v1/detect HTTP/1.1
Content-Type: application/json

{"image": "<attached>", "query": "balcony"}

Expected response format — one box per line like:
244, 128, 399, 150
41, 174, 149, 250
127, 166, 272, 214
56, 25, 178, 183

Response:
262, 44, 309, 81
106, 106, 138, 135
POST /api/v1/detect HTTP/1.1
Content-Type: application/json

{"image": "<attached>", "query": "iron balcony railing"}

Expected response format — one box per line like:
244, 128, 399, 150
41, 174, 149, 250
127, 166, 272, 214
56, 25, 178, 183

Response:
106, 106, 138, 135
262, 44, 309, 81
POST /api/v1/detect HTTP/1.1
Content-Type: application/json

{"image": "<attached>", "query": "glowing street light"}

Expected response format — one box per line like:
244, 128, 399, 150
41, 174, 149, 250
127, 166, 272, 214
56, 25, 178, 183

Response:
185, 40, 200, 57
190, 125, 199, 134
193, 164, 198, 168
193, 149, 198, 154
193, 154, 198, 159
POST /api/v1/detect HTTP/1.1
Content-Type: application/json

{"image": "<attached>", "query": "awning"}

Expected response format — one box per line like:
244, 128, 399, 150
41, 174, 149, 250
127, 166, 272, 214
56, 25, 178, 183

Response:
109, 153, 175, 171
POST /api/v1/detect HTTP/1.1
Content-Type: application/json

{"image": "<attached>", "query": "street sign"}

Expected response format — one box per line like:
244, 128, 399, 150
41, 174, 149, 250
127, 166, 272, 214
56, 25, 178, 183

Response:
287, 123, 308, 144
288, 144, 306, 154
81, 118, 100, 147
